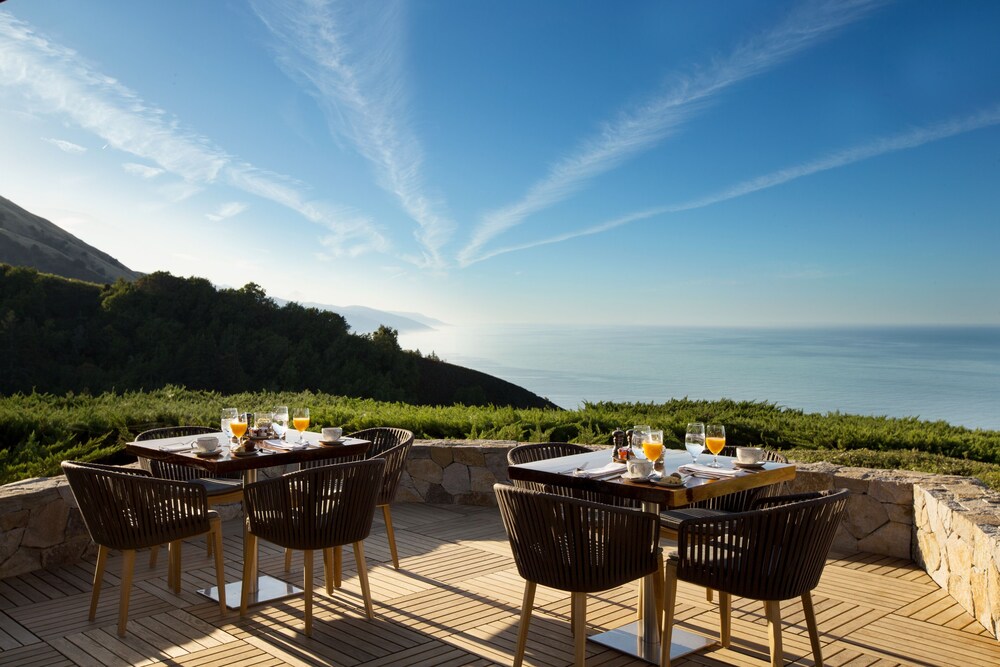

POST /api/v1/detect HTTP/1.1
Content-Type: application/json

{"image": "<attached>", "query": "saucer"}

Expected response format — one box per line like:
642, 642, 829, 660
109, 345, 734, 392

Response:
194, 449, 222, 458
232, 449, 258, 457
318, 438, 344, 446
621, 472, 651, 482
733, 461, 765, 469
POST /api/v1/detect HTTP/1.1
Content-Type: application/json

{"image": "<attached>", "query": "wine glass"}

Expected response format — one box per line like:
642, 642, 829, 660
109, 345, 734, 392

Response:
230, 413, 249, 447
642, 429, 664, 464
685, 422, 705, 464
273, 406, 289, 440
292, 407, 310, 444
221, 407, 238, 444
631, 424, 651, 458
706, 423, 726, 468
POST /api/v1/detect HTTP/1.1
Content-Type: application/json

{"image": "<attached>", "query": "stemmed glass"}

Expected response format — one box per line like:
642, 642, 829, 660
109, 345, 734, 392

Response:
642, 429, 664, 464
292, 407, 310, 444
630, 424, 651, 459
685, 422, 705, 464
229, 412, 249, 447
272, 406, 289, 440
221, 407, 238, 445
706, 423, 726, 468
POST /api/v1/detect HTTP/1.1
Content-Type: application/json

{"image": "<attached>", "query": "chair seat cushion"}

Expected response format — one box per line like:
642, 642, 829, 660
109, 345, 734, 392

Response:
190, 477, 243, 496
660, 507, 730, 532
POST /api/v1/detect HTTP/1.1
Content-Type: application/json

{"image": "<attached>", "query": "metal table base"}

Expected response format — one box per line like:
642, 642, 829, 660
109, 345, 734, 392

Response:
589, 621, 714, 664
198, 575, 302, 610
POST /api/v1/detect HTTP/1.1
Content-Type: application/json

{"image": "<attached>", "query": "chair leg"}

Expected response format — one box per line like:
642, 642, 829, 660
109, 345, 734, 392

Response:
209, 517, 226, 615
719, 591, 731, 648
353, 541, 374, 619
167, 540, 182, 594
240, 534, 257, 616
513, 581, 536, 667
653, 553, 664, 637
636, 578, 643, 620
149, 545, 160, 569
660, 560, 678, 667
382, 504, 400, 569
571, 591, 586, 667
706, 588, 714, 602
764, 600, 783, 667
284, 547, 292, 572
802, 592, 823, 667
334, 545, 342, 588
89, 545, 109, 621
117, 549, 136, 637
323, 548, 334, 595
303, 549, 314, 636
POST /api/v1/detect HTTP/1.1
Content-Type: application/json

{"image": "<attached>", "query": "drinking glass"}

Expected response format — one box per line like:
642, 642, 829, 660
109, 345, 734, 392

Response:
706, 423, 726, 468
631, 424, 651, 458
685, 422, 705, 464
221, 407, 238, 444
292, 407, 310, 444
230, 413, 249, 446
642, 429, 664, 463
273, 406, 289, 440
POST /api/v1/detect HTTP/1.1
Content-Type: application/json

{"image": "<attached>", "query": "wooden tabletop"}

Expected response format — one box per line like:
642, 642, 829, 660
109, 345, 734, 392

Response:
125, 431, 370, 474
507, 448, 795, 508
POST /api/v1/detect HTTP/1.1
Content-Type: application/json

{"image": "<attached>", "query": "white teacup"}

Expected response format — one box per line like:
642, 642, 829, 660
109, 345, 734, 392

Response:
322, 427, 343, 442
626, 458, 653, 479
194, 435, 219, 453
736, 447, 764, 465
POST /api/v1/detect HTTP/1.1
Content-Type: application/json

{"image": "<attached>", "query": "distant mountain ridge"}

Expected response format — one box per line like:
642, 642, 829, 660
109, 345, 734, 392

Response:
0, 195, 141, 284
280, 300, 441, 334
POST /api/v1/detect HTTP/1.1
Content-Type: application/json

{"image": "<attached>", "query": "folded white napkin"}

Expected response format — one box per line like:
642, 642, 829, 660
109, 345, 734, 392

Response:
265, 439, 307, 450
573, 462, 627, 479
160, 442, 192, 452
678, 463, 742, 479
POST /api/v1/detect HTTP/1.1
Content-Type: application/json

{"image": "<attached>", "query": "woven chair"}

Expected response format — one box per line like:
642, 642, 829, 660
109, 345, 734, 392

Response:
494, 484, 663, 667
507, 442, 641, 509
285, 427, 414, 578
61, 461, 226, 637
136, 426, 243, 566
241, 459, 386, 636
661, 490, 849, 667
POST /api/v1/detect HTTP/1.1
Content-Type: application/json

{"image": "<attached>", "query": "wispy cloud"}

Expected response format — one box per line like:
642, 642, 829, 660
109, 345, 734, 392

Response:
42, 137, 86, 154
458, 0, 886, 266
122, 162, 165, 179
250, 0, 453, 269
469, 104, 1000, 264
206, 201, 248, 221
0, 11, 386, 255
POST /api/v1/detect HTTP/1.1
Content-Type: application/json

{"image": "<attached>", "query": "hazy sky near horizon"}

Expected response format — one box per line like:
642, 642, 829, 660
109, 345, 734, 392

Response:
2, 1, 998, 327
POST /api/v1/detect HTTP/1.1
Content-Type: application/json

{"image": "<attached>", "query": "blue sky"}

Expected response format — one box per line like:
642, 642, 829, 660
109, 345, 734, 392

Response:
1, 1, 998, 326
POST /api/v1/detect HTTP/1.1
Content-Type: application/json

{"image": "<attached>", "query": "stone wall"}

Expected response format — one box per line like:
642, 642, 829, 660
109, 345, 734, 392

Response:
2, 440, 999, 639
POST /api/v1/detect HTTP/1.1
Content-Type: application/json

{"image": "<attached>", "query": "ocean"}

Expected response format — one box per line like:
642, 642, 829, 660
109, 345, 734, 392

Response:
399, 325, 1000, 431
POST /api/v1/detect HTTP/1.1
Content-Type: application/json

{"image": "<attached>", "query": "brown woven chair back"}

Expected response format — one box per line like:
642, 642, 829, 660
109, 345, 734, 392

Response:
61, 460, 212, 551
717, 445, 788, 463
243, 459, 386, 551
688, 446, 788, 513
373, 440, 413, 506
135, 426, 242, 481
508, 442, 640, 509
494, 484, 660, 594
349, 427, 414, 458
675, 489, 849, 601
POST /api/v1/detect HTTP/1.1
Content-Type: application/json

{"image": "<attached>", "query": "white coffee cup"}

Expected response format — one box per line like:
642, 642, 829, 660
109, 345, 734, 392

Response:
736, 447, 764, 464
626, 458, 653, 478
194, 435, 219, 453
322, 427, 343, 442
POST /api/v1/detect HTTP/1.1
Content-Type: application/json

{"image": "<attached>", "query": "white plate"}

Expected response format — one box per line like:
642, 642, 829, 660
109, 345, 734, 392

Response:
621, 472, 650, 481
194, 449, 221, 457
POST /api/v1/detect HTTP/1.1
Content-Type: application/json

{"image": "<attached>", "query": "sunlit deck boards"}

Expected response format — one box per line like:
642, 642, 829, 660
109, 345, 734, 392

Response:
0, 502, 997, 666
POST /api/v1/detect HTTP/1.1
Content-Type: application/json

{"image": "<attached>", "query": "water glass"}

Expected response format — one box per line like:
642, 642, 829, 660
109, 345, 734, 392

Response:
273, 405, 289, 439
685, 422, 705, 464
221, 407, 238, 442
630, 424, 652, 458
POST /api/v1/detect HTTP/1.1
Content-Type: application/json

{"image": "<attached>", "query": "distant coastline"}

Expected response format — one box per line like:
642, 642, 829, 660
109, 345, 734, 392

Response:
400, 324, 1000, 430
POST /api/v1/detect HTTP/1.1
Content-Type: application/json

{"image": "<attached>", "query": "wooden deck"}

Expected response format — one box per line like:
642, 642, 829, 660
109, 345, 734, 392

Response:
0, 503, 997, 666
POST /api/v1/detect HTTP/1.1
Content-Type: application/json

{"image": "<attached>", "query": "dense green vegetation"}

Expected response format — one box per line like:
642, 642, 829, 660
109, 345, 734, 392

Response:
0, 265, 552, 408
2, 388, 998, 489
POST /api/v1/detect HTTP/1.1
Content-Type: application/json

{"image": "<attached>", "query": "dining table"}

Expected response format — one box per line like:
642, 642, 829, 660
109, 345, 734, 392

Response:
126, 430, 370, 609
507, 447, 796, 664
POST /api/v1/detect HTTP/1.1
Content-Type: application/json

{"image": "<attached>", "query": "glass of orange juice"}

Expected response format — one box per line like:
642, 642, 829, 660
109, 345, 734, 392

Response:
706, 424, 726, 468
229, 414, 248, 446
292, 407, 310, 444
642, 429, 664, 463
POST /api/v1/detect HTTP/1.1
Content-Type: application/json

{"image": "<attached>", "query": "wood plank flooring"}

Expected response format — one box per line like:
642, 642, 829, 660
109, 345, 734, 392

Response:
0, 503, 996, 666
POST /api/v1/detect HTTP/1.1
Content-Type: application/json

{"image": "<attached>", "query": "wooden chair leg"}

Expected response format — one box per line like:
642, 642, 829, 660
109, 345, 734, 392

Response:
284, 547, 292, 572
719, 591, 732, 648
209, 518, 226, 615
89, 545, 109, 621
802, 592, 823, 667
764, 600, 783, 667
240, 534, 257, 616
660, 560, 678, 667
706, 588, 714, 602
117, 549, 136, 637
334, 545, 342, 588
571, 591, 586, 667
513, 581, 536, 667
353, 541, 374, 619
636, 578, 644, 620
653, 553, 664, 636
169, 540, 183, 594
149, 545, 160, 569
382, 504, 400, 569
303, 549, 314, 636
323, 548, 334, 595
